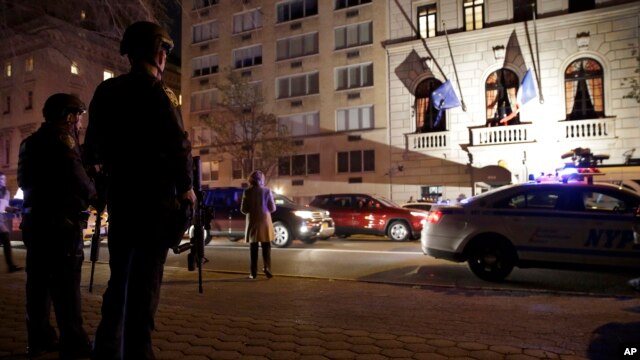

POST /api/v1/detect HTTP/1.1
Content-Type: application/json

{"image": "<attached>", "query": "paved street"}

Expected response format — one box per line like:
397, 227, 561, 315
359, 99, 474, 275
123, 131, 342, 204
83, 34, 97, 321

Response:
0, 245, 639, 359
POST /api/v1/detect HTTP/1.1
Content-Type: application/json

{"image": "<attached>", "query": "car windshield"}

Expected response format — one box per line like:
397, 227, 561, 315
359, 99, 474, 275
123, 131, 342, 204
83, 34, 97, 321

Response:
275, 194, 295, 205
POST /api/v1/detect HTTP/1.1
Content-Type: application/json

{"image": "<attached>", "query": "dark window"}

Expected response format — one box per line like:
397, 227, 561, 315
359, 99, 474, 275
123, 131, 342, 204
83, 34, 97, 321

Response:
418, 4, 437, 38
26, 91, 33, 110
350, 151, 362, 172
292, 154, 306, 176
278, 156, 291, 176
485, 68, 519, 126
335, 0, 371, 10
337, 152, 349, 173
415, 78, 444, 132
277, 0, 318, 23
337, 150, 375, 173
363, 150, 375, 171
565, 58, 604, 120
3, 96, 10, 114
569, 0, 594, 13
513, 0, 535, 22
307, 153, 320, 174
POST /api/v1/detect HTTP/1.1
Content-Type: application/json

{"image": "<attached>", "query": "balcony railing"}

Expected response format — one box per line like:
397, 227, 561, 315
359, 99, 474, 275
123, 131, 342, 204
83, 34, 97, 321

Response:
561, 118, 612, 140
471, 123, 531, 145
407, 131, 449, 150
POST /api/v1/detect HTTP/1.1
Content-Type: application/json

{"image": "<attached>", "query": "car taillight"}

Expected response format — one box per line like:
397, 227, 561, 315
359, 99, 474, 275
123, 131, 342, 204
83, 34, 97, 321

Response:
426, 210, 442, 224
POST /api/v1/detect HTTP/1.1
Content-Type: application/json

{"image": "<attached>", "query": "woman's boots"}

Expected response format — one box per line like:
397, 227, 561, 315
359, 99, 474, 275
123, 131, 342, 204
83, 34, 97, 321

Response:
249, 242, 272, 279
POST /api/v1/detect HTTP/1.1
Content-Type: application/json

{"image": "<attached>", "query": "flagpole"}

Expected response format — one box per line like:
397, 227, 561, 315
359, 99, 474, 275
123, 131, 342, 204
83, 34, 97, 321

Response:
392, 0, 447, 80
532, 2, 544, 103
442, 21, 467, 112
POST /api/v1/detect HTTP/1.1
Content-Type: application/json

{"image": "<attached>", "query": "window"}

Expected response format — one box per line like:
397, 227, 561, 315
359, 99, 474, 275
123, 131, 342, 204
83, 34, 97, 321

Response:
103, 70, 114, 80
232, 159, 243, 180
337, 150, 374, 173
278, 153, 320, 176
278, 112, 320, 136
464, 0, 484, 31
277, 0, 318, 23
565, 58, 603, 120
421, 186, 443, 203
336, 105, 374, 131
233, 8, 263, 33
192, 54, 219, 77
191, 89, 218, 113
415, 78, 445, 132
233, 45, 262, 69
277, 72, 319, 99
3, 62, 11, 77
513, 0, 535, 22
25, 91, 33, 110
582, 190, 633, 214
25, 56, 34, 72
335, 63, 373, 90
192, 20, 219, 43
418, 4, 437, 38
202, 161, 219, 182
494, 191, 560, 209
276, 32, 318, 61
193, 0, 218, 10
569, 0, 594, 13
2, 138, 9, 166
192, 126, 213, 146
335, 22, 372, 50
485, 69, 519, 126
335, 0, 371, 9
70, 62, 79, 75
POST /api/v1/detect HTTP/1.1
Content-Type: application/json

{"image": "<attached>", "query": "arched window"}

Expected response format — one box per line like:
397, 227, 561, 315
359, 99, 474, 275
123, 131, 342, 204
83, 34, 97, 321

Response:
565, 58, 603, 120
485, 68, 519, 126
415, 78, 444, 132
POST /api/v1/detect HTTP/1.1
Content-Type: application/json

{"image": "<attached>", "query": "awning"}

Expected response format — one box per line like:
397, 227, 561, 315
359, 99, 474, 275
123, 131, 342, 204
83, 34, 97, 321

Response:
473, 165, 512, 186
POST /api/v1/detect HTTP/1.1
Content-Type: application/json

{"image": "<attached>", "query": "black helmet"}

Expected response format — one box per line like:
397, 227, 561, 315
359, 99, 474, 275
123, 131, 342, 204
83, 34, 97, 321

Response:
42, 93, 86, 122
120, 21, 174, 59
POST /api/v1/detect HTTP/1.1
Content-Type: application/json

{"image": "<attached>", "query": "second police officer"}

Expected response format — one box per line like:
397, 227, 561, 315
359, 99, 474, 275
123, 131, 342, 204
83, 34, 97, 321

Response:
84, 21, 196, 360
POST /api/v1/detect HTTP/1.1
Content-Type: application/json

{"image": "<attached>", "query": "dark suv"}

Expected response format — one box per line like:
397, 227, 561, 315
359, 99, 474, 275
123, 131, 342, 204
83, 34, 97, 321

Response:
202, 187, 334, 248
309, 193, 428, 241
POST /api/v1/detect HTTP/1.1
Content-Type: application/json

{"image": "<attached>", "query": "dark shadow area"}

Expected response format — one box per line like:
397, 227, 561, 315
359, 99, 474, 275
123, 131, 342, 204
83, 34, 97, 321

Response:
587, 322, 640, 360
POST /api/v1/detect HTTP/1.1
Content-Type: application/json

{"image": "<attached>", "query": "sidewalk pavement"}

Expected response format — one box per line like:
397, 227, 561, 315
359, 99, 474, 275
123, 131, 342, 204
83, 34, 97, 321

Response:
1, 247, 639, 360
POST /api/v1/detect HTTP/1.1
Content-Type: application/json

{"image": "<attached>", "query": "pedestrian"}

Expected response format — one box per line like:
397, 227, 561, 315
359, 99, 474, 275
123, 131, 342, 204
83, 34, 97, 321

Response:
17, 93, 95, 359
83, 21, 195, 360
0, 172, 22, 273
241, 170, 276, 279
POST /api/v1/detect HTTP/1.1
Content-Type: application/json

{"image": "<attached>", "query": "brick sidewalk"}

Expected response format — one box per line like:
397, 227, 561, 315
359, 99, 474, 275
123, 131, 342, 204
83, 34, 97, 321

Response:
0, 253, 638, 359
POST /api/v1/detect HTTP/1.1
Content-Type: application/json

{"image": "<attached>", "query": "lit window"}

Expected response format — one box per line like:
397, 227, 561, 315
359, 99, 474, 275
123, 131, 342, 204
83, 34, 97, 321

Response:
201, 161, 219, 181
564, 58, 604, 120
464, 0, 484, 31
103, 70, 114, 80
71, 62, 79, 75
25, 56, 34, 72
80, 10, 86, 20
418, 4, 437, 38
485, 68, 519, 126
4, 62, 11, 77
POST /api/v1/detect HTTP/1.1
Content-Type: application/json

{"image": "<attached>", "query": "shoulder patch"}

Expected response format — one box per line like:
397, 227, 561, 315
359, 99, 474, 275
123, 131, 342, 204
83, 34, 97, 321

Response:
163, 85, 180, 108
60, 134, 76, 149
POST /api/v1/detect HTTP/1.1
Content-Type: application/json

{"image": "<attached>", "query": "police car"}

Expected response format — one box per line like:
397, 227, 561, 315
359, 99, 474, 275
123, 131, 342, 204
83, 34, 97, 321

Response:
421, 182, 640, 281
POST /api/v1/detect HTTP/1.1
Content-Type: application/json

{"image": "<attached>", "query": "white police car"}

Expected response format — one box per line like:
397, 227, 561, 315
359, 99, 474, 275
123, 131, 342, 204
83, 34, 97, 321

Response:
421, 182, 640, 281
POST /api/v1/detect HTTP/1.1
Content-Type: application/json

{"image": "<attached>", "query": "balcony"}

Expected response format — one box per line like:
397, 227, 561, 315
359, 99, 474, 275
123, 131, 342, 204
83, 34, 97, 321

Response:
471, 123, 532, 146
560, 118, 613, 140
407, 131, 448, 150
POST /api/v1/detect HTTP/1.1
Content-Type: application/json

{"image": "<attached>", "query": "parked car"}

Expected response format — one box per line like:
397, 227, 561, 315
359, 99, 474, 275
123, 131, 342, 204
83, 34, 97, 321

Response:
421, 182, 640, 281
401, 202, 435, 213
202, 187, 334, 248
308, 193, 428, 241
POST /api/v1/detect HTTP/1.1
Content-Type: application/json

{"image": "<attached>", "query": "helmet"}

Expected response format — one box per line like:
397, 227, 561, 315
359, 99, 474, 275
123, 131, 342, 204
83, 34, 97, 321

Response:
42, 93, 86, 122
120, 21, 174, 60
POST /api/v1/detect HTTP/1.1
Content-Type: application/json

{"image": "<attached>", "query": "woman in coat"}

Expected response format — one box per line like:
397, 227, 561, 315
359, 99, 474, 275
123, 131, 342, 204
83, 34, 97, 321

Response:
240, 170, 276, 279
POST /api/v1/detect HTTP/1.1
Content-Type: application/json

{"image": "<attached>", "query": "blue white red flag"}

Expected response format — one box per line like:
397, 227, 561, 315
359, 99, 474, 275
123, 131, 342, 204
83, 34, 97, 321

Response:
500, 69, 537, 124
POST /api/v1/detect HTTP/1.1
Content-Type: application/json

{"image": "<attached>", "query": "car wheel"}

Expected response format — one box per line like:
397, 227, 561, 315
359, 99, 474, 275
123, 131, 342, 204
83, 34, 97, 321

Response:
271, 221, 292, 248
204, 233, 213, 245
319, 236, 331, 240
466, 237, 516, 282
387, 221, 410, 241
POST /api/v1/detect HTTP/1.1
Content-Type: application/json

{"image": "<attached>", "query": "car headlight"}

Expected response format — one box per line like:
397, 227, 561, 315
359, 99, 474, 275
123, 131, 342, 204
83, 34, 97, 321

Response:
294, 210, 315, 219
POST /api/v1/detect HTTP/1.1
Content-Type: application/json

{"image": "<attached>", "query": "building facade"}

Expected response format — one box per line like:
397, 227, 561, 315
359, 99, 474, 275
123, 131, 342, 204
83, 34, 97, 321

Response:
387, 0, 639, 202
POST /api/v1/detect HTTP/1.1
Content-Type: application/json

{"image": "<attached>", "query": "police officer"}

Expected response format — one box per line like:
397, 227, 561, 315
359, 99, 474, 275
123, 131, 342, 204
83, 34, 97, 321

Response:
84, 21, 195, 360
18, 93, 95, 359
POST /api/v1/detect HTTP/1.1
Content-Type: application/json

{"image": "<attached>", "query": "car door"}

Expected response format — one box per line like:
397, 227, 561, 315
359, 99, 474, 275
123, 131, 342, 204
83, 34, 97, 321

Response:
573, 187, 639, 268
496, 187, 580, 265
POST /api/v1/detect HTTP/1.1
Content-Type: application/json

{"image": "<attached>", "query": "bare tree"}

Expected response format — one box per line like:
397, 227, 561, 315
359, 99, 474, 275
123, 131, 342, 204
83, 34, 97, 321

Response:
201, 70, 294, 184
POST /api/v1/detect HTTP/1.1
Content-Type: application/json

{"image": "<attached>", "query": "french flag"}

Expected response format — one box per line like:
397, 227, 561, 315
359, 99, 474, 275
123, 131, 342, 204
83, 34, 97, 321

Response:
500, 68, 537, 124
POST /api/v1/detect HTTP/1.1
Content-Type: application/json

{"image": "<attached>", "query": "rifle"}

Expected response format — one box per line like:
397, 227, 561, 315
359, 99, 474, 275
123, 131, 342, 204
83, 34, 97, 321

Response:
88, 167, 107, 293
172, 156, 206, 293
